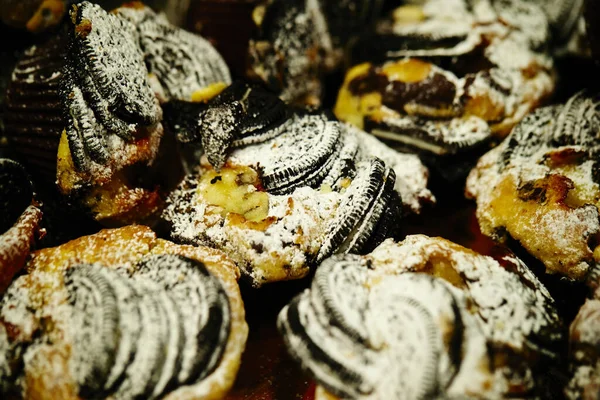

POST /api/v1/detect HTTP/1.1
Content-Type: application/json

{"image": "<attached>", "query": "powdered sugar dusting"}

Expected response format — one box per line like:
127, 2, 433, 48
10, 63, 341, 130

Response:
368, 236, 561, 348
278, 236, 561, 399
0, 204, 43, 293
117, 5, 231, 101
339, 0, 555, 142
349, 124, 434, 212
75, 2, 157, 123
0, 226, 247, 399
164, 172, 340, 286
466, 93, 600, 279
248, 0, 333, 105
164, 109, 433, 285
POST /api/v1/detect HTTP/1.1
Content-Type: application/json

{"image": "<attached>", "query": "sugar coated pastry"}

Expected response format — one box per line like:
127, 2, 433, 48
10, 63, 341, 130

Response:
0, 225, 247, 399
162, 82, 433, 286
334, 0, 555, 182
278, 235, 563, 399
3, 1, 230, 224
190, 0, 384, 107
466, 91, 600, 281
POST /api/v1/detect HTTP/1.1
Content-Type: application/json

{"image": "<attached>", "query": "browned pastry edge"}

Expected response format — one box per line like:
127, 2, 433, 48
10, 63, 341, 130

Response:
0, 205, 43, 294
11, 225, 247, 400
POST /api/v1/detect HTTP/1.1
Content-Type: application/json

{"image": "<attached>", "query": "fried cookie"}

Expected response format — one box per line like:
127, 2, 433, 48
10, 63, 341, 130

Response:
3, 1, 230, 225
335, 0, 555, 182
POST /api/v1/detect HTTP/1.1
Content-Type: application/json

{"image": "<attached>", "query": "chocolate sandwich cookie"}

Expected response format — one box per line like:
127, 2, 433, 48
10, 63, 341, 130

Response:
466, 91, 600, 281
246, 0, 334, 106
3, 1, 230, 225
0, 159, 43, 293
115, 4, 231, 102
162, 82, 433, 286
335, 0, 555, 183
0, 225, 247, 400
278, 235, 563, 399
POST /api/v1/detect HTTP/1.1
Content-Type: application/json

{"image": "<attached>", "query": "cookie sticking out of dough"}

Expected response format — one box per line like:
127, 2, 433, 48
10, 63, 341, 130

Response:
162, 83, 433, 286
4, 1, 231, 225
0, 226, 247, 400
335, 0, 555, 183
278, 235, 563, 399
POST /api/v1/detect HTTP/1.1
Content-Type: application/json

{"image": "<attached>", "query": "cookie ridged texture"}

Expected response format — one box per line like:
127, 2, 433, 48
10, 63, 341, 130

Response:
317, 158, 395, 262
499, 104, 560, 167
279, 236, 563, 399
164, 85, 431, 285
337, 0, 554, 151
248, 0, 332, 105
62, 80, 110, 172
65, 264, 121, 395
278, 257, 472, 399
63, 254, 231, 399
197, 82, 290, 170
3, 33, 67, 181
56, 1, 166, 181
133, 254, 231, 385
120, 6, 231, 101
71, 2, 157, 125
231, 114, 342, 194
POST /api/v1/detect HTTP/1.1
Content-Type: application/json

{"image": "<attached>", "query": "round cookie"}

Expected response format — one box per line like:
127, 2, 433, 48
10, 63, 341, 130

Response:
0, 225, 248, 400
335, 0, 555, 182
278, 235, 563, 399
162, 83, 433, 286
466, 91, 600, 281
3, 1, 230, 225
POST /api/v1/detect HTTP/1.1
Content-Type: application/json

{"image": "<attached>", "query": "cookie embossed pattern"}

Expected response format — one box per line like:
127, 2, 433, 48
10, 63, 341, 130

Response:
162, 83, 434, 287
278, 236, 563, 399
3, 1, 231, 225
0, 226, 248, 399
